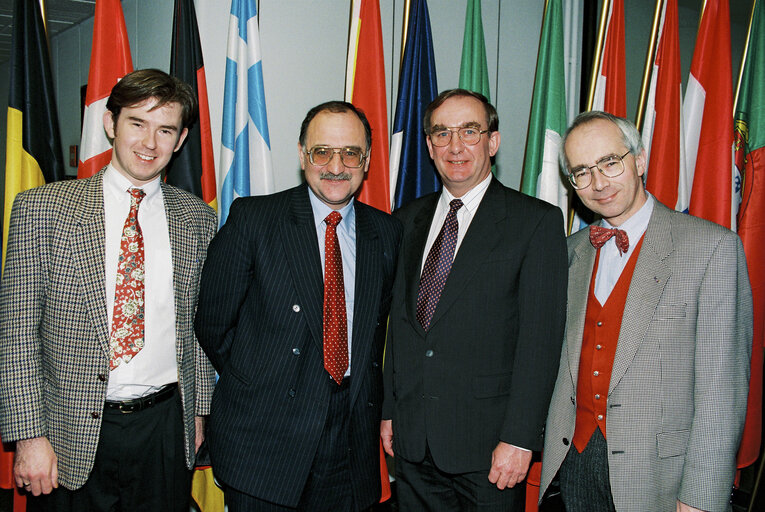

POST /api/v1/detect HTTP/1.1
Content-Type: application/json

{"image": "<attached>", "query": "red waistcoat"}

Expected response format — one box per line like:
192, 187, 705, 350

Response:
572, 236, 644, 453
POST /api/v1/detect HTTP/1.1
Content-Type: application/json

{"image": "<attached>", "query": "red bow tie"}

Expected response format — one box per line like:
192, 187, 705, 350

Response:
589, 225, 629, 255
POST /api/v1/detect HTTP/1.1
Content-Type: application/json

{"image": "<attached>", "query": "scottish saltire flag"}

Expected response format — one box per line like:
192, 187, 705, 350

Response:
390, 0, 439, 210
640, 0, 688, 212
683, 0, 735, 229
219, 0, 274, 227
520, 0, 567, 226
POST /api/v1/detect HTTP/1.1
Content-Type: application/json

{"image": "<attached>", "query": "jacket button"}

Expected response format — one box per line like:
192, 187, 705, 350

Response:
425, 349, 434, 357
288, 389, 296, 398
97, 374, 106, 382
367, 402, 374, 408
91, 412, 100, 419
292, 348, 300, 355
562, 438, 569, 446
292, 304, 301, 312
371, 361, 379, 367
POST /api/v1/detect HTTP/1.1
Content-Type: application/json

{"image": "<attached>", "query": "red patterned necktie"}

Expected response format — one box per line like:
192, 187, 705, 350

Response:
109, 188, 146, 370
323, 211, 348, 385
589, 225, 629, 255
417, 199, 464, 331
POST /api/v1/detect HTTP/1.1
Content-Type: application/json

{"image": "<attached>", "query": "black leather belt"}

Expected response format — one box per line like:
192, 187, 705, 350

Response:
104, 383, 178, 413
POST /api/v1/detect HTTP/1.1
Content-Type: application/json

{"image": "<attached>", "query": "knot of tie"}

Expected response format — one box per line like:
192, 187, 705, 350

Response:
325, 210, 342, 228
589, 225, 629, 255
128, 188, 146, 205
449, 198, 464, 213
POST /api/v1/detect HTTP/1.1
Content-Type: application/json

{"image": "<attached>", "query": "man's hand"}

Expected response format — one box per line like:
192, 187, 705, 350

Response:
487, 442, 531, 490
14, 436, 58, 496
677, 500, 706, 512
380, 420, 394, 457
195, 416, 206, 453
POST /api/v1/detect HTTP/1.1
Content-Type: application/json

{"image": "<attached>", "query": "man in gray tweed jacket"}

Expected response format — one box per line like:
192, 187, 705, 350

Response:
0, 69, 216, 511
540, 111, 752, 512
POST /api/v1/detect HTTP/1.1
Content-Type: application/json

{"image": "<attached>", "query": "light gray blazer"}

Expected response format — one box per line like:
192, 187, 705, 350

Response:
0, 170, 217, 489
540, 200, 752, 512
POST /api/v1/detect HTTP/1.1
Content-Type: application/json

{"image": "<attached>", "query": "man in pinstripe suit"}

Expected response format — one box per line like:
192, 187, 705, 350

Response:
195, 101, 401, 511
540, 111, 752, 512
0, 69, 217, 511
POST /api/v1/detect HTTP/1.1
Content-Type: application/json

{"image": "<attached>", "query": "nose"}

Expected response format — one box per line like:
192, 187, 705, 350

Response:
447, 130, 465, 153
142, 130, 157, 149
325, 150, 344, 174
590, 167, 608, 191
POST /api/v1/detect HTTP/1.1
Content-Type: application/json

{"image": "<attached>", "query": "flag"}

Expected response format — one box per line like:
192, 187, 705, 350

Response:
683, 0, 735, 229
167, 0, 217, 211
219, 0, 274, 226
458, 0, 490, 100
641, 0, 689, 212
3, 0, 65, 508
345, 0, 390, 213
390, 0, 439, 210
521, 0, 568, 225
591, 0, 626, 116
77, 0, 133, 179
734, 0, 765, 469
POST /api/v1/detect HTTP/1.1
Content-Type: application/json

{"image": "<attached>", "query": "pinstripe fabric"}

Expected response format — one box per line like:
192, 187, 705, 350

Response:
195, 184, 401, 509
0, 170, 217, 490
540, 201, 753, 512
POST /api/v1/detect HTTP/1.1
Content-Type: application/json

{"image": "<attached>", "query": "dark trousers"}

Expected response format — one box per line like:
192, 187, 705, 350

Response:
225, 376, 356, 512
558, 428, 616, 512
27, 390, 192, 512
395, 446, 524, 512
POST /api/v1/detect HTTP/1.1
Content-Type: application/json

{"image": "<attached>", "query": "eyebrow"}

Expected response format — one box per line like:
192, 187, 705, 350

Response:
126, 116, 179, 132
569, 152, 624, 170
430, 121, 483, 131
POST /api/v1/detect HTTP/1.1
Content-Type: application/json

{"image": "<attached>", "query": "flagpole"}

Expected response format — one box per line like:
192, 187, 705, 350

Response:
734, 0, 757, 115
400, 0, 411, 66
586, 0, 611, 110
635, 0, 663, 130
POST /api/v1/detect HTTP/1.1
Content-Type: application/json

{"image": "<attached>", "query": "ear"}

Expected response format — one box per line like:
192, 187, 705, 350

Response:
488, 131, 501, 157
363, 148, 371, 174
298, 143, 307, 170
425, 135, 435, 159
173, 128, 189, 152
635, 148, 647, 178
103, 110, 116, 140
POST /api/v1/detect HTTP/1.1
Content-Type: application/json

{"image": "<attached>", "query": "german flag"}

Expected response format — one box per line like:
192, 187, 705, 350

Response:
3, 0, 64, 265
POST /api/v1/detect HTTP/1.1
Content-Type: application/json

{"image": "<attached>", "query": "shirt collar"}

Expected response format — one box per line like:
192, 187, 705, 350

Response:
307, 186, 355, 233
104, 164, 162, 202
439, 173, 492, 214
602, 191, 654, 244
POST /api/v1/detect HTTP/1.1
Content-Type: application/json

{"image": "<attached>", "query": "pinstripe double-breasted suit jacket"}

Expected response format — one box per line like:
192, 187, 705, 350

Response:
194, 184, 402, 508
0, 170, 217, 490
382, 178, 568, 473
540, 201, 753, 512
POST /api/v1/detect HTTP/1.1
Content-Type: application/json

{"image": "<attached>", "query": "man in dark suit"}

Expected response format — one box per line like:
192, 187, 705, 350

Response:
540, 111, 752, 512
0, 69, 217, 511
380, 89, 568, 511
195, 101, 401, 511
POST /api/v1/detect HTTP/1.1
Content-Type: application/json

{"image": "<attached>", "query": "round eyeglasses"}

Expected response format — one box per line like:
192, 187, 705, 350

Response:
304, 146, 367, 168
429, 127, 490, 147
567, 151, 631, 190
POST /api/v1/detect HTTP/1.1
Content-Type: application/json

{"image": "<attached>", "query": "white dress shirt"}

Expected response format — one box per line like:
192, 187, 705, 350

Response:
103, 166, 178, 400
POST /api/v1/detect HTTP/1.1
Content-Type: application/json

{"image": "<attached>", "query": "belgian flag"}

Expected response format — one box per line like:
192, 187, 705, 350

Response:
3, 0, 64, 265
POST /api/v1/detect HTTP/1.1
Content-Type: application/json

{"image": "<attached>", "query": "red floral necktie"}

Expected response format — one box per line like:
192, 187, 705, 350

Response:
109, 188, 146, 370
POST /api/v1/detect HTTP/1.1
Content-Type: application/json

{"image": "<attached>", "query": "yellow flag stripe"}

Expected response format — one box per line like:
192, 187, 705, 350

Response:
4, 106, 46, 268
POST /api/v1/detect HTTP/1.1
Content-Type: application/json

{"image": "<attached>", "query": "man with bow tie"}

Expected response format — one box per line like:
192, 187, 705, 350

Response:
539, 111, 753, 512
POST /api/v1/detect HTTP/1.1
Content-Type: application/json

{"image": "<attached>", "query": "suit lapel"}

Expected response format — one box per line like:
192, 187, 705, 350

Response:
161, 183, 195, 360
349, 203, 381, 406
567, 233, 596, 387
71, 171, 110, 356
282, 185, 324, 352
609, 202, 673, 393
427, 179, 503, 331
403, 194, 439, 335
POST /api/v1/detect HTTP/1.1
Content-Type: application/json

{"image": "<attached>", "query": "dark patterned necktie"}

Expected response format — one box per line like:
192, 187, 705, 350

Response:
323, 211, 348, 385
109, 188, 146, 370
416, 199, 464, 331
589, 225, 629, 255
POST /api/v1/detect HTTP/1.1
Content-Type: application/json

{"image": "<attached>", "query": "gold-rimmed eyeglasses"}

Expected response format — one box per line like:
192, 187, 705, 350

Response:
567, 151, 631, 190
304, 146, 367, 168
428, 127, 490, 147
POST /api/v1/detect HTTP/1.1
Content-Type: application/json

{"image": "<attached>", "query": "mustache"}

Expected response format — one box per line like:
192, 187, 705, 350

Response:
319, 172, 352, 181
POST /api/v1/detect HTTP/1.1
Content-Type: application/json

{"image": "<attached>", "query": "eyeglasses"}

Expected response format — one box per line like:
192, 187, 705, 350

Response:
567, 151, 631, 190
304, 146, 367, 168
428, 127, 490, 147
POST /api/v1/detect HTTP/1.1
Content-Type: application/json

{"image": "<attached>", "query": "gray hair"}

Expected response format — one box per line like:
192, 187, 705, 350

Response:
559, 110, 643, 171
